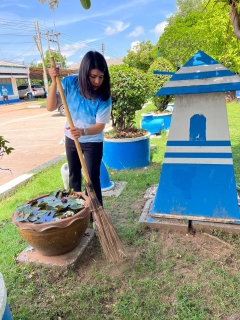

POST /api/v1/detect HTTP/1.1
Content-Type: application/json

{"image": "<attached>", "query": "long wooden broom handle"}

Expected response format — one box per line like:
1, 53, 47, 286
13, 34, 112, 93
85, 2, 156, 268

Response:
50, 57, 91, 184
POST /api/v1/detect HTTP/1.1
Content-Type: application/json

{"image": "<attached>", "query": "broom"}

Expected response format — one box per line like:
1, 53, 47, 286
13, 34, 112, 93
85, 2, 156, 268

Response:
50, 57, 127, 262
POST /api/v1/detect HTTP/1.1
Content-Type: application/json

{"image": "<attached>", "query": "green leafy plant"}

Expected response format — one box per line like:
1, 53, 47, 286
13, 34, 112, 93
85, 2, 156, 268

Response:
147, 57, 175, 112
14, 189, 87, 224
107, 64, 149, 137
0, 136, 14, 172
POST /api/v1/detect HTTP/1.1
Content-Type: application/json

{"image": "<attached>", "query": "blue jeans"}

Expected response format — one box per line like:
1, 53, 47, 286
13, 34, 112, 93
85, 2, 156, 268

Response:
3, 96, 9, 104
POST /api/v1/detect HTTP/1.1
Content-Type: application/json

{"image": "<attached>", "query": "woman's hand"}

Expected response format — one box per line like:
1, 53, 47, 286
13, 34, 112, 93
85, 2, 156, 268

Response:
66, 127, 83, 139
48, 66, 60, 82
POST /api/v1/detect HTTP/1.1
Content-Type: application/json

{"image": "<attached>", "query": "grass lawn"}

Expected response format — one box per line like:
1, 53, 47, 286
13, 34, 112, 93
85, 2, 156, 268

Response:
1, 102, 240, 319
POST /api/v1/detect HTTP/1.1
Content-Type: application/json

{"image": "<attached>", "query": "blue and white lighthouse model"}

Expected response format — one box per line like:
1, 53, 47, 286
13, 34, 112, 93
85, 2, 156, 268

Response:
151, 50, 240, 224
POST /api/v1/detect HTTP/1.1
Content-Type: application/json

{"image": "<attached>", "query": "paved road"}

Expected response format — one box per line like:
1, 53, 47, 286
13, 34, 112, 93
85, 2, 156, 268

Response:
0, 100, 66, 186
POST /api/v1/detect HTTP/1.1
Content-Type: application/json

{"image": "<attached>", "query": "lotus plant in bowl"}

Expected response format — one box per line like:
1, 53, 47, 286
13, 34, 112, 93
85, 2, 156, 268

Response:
12, 189, 91, 256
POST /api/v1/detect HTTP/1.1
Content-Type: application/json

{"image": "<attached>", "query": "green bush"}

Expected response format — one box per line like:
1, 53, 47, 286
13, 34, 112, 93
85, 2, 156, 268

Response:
0, 136, 14, 159
109, 64, 149, 131
147, 58, 175, 112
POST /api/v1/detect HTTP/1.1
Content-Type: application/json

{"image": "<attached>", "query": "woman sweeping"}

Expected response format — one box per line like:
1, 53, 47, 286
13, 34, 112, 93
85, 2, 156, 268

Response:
46, 51, 112, 208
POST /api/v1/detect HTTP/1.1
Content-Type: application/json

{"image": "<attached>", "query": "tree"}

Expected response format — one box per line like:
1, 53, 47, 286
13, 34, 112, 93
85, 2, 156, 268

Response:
157, 0, 240, 72
167, 0, 203, 26
123, 41, 157, 72
218, 0, 240, 40
38, 50, 67, 69
147, 58, 175, 112
38, 0, 91, 10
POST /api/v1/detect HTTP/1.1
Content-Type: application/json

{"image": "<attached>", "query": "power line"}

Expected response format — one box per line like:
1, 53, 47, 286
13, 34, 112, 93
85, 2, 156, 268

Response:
8, 45, 36, 62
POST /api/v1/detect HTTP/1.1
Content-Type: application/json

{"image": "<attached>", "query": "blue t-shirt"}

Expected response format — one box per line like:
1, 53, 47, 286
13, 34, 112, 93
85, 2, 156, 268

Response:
58, 75, 112, 143
2, 88, 8, 96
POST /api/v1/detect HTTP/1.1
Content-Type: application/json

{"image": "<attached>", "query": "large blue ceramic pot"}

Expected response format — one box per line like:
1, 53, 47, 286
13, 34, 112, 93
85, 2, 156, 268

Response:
141, 113, 164, 135
103, 133, 150, 170
141, 112, 172, 132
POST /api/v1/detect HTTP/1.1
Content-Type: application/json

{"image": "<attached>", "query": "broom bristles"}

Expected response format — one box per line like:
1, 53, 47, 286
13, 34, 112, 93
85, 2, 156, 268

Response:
85, 182, 128, 262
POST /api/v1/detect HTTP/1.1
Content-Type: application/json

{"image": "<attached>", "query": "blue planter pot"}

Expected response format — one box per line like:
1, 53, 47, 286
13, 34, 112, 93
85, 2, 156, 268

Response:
165, 103, 174, 112
103, 133, 150, 170
100, 161, 115, 191
0, 273, 13, 320
141, 112, 172, 131
141, 113, 164, 135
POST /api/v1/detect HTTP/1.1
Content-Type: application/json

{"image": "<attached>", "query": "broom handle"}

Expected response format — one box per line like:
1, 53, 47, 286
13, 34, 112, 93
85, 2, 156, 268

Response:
50, 57, 91, 184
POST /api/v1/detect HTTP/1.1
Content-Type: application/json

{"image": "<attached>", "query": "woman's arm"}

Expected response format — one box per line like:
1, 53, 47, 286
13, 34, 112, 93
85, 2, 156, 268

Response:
67, 123, 105, 139
46, 66, 62, 112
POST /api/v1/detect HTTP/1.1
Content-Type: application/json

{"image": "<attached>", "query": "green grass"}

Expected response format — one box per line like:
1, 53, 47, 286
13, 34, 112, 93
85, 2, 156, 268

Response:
1, 102, 240, 319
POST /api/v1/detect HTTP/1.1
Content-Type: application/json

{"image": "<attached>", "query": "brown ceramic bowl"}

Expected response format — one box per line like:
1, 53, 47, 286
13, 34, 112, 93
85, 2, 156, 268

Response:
12, 192, 91, 256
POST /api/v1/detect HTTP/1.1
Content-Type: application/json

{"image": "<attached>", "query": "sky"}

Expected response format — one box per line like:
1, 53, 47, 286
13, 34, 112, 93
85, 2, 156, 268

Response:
0, 0, 177, 67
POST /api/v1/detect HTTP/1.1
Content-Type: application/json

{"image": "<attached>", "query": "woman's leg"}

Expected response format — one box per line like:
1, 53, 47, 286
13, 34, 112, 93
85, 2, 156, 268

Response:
65, 136, 82, 192
81, 142, 103, 206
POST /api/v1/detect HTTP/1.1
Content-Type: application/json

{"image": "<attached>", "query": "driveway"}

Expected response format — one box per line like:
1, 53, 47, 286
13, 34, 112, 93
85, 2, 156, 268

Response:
0, 100, 66, 186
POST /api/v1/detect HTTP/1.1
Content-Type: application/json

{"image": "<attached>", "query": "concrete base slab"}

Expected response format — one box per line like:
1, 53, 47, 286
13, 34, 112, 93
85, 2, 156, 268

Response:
139, 185, 240, 234
102, 181, 127, 197
16, 228, 95, 270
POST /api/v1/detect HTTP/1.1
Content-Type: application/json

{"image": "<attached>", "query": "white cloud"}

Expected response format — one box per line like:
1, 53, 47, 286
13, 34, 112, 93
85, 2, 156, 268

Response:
61, 38, 100, 58
127, 26, 144, 38
52, 0, 156, 27
130, 41, 140, 53
105, 21, 130, 36
0, 2, 30, 9
66, 61, 75, 67
151, 22, 167, 36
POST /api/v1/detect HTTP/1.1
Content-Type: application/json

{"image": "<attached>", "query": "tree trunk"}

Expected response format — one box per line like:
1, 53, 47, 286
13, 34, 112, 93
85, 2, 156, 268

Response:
230, 2, 240, 40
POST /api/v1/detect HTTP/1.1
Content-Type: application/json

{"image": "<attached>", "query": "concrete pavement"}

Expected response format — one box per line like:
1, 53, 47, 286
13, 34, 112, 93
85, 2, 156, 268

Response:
0, 99, 113, 200
0, 99, 67, 199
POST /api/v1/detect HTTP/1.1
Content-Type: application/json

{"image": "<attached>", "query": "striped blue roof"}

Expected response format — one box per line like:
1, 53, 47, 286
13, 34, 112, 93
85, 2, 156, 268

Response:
156, 50, 240, 96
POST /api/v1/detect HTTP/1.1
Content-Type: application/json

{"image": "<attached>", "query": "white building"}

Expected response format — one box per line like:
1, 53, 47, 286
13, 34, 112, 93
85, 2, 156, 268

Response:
0, 61, 30, 104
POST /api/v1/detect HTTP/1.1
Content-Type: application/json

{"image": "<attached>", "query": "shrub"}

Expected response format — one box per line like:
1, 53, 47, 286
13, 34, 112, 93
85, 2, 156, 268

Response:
0, 136, 14, 171
109, 64, 149, 132
147, 57, 175, 112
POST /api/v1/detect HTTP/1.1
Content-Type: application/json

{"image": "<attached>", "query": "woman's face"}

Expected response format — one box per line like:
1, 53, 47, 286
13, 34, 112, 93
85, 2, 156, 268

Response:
89, 69, 104, 90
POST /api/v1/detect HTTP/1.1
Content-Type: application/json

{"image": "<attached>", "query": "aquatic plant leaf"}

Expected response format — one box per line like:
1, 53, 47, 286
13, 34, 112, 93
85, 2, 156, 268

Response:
38, 202, 49, 209
70, 203, 83, 210
15, 217, 26, 222
45, 205, 56, 211
37, 210, 50, 216
16, 205, 32, 214
47, 200, 63, 207
49, 189, 61, 197
23, 213, 31, 220
29, 216, 38, 222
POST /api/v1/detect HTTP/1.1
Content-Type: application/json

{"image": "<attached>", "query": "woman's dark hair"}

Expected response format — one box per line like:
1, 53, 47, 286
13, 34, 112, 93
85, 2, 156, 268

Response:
78, 51, 111, 101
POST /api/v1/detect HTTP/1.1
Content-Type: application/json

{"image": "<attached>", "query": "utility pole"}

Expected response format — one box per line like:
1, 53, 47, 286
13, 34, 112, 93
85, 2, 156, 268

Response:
46, 31, 51, 54
54, 33, 62, 68
102, 43, 105, 57
48, 32, 62, 68
34, 20, 48, 92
